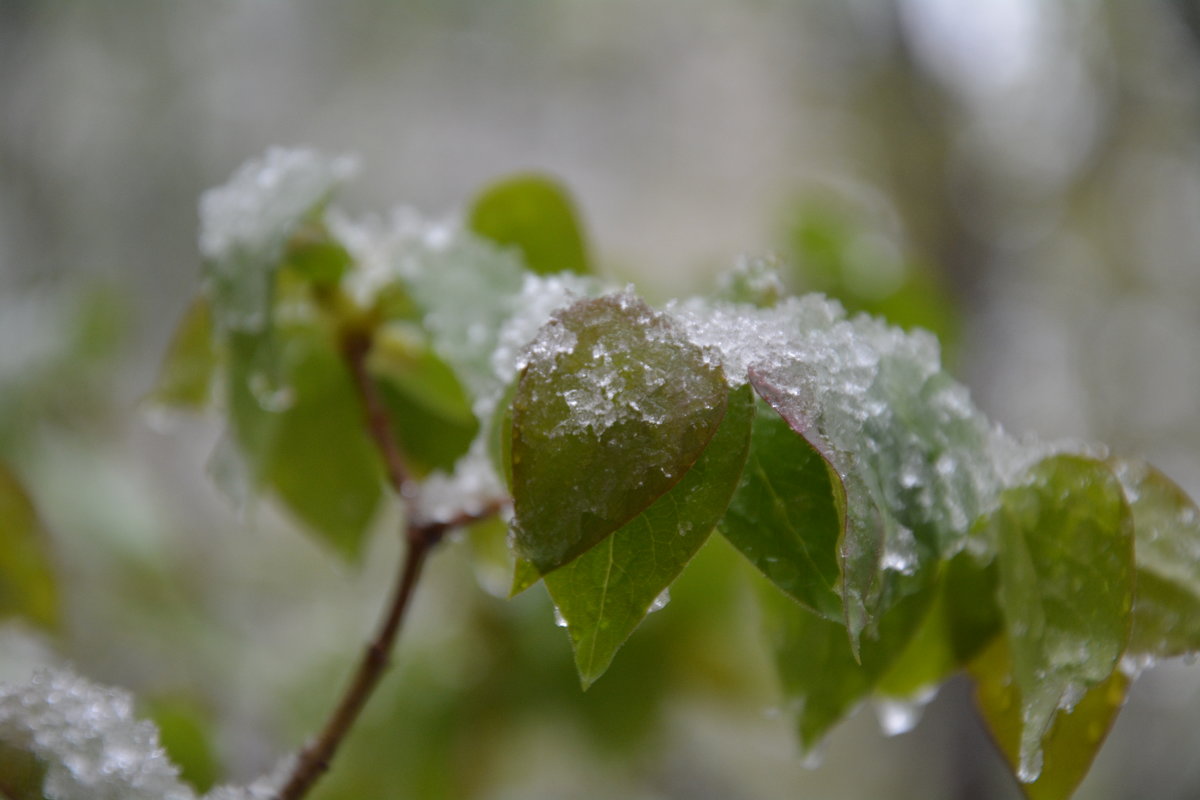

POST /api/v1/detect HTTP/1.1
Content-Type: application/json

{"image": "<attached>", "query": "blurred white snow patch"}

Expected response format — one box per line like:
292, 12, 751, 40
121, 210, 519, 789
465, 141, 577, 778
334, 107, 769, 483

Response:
411, 440, 507, 527
204, 756, 296, 800
327, 206, 460, 308
199, 148, 357, 333
0, 667, 196, 800
199, 147, 357, 262
0, 665, 297, 800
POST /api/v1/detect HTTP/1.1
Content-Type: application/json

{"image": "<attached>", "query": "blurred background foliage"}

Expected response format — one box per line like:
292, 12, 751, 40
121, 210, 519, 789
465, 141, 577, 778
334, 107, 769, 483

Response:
2, 1, 1200, 798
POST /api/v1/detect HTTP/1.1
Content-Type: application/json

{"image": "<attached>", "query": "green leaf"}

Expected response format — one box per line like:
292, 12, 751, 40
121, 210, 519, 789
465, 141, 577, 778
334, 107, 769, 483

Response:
145, 696, 219, 793
261, 327, 384, 558
0, 464, 58, 631
714, 257, 786, 308
544, 384, 754, 687
370, 323, 479, 476
369, 324, 476, 426
1109, 458, 1200, 659
786, 201, 960, 359
719, 399, 843, 621
224, 315, 383, 557
743, 303, 999, 645
761, 578, 934, 753
388, 231, 527, 403
375, 382, 477, 478
511, 294, 728, 575
0, 740, 47, 800
509, 557, 541, 598
876, 552, 1001, 698
971, 636, 1129, 800
147, 297, 217, 411
281, 224, 353, 285
748, 370, 877, 647
225, 329, 287, 491
468, 174, 592, 276
979, 454, 1133, 783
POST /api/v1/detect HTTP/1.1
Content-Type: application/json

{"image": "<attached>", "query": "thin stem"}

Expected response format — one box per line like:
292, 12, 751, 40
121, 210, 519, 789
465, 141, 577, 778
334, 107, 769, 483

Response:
274, 329, 503, 800
341, 329, 410, 496
274, 521, 432, 800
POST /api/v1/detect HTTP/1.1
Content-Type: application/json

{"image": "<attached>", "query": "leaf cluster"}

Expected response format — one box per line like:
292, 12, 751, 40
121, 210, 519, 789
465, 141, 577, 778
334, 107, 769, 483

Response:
134, 148, 1200, 799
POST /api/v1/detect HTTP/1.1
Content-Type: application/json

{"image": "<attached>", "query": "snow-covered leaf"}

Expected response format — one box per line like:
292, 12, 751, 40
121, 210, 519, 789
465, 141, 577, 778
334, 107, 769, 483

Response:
200, 148, 355, 334
1109, 458, 1200, 659
545, 384, 754, 687
971, 636, 1128, 800
510, 294, 728, 575
979, 454, 1133, 783
670, 295, 1000, 644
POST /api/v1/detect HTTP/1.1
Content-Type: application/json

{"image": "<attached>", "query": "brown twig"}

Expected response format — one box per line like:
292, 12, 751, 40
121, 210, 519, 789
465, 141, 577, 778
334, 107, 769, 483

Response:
274, 329, 504, 800
341, 329, 411, 496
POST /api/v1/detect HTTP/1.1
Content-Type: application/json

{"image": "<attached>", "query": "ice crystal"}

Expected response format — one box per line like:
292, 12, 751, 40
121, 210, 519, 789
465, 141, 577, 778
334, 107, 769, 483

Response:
495, 273, 598, 395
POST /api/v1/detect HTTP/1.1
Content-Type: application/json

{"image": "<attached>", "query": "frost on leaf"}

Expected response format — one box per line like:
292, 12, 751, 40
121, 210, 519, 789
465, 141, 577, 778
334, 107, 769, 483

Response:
671, 296, 1000, 640
200, 148, 356, 334
337, 210, 604, 525
978, 455, 1134, 783
1110, 457, 1200, 661
544, 384, 754, 687
511, 293, 728, 575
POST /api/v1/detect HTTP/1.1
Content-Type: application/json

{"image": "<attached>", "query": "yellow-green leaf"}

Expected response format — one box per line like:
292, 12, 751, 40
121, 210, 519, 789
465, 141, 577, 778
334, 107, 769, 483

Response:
0, 464, 58, 631
147, 297, 217, 412
980, 454, 1133, 783
971, 636, 1128, 800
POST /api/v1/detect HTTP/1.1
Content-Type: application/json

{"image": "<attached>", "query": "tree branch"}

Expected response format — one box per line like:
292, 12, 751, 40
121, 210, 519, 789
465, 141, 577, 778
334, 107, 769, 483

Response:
274, 329, 502, 800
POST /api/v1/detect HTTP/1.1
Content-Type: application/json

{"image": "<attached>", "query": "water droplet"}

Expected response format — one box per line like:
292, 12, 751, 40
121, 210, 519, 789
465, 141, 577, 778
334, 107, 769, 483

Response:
874, 687, 937, 736
1017, 748, 1044, 783
881, 524, 918, 575
800, 740, 828, 770
648, 588, 671, 614
553, 606, 568, 628
1057, 682, 1086, 713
